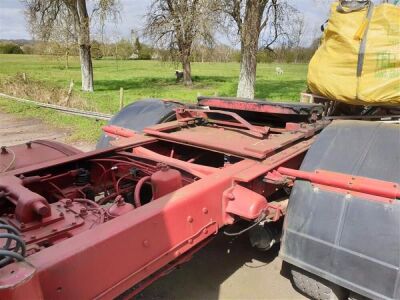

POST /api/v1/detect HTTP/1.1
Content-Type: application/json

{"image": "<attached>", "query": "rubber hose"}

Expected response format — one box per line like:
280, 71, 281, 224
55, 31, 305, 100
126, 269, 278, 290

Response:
134, 176, 151, 208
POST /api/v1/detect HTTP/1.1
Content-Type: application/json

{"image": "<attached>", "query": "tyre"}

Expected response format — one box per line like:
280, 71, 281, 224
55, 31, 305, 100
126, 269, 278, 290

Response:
96, 99, 181, 149
281, 121, 400, 300
290, 265, 347, 300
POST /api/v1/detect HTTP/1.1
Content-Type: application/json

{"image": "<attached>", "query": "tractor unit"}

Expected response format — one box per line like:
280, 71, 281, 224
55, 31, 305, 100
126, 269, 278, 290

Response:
0, 97, 399, 300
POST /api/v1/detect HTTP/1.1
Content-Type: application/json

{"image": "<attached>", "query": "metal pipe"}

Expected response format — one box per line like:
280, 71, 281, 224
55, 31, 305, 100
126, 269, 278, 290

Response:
278, 167, 399, 199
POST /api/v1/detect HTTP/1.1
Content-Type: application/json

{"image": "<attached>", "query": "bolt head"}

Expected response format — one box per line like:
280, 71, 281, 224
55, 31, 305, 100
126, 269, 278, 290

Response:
1, 146, 7, 154
227, 193, 235, 200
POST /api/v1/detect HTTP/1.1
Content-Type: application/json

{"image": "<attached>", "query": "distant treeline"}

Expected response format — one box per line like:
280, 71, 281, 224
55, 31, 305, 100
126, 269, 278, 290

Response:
0, 42, 24, 54
0, 38, 319, 64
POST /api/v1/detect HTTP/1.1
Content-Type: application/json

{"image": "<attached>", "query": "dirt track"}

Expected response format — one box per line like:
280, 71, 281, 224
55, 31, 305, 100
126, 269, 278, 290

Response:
0, 111, 93, 151
0, 111, 305, 300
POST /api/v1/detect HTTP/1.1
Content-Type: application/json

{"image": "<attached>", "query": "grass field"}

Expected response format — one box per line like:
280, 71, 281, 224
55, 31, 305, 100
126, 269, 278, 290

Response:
0, 54, 308, 142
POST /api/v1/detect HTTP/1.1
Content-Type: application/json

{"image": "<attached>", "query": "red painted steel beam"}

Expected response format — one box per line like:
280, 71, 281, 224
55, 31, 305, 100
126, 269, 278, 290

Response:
19, 160, 266, 299
102, 125, 136, 138
128, 147, 218, 177
175, 108, 270, 138
198, 98, 299, 115
278, 167, 400, 200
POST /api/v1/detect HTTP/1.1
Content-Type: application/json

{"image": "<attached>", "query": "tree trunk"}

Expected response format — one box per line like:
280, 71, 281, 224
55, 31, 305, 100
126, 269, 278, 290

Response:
181, 50, 192, 86
236, 0, 267, 99
79, 44, 94, 92
76, 0, 94, 92
237, 42, 257, 99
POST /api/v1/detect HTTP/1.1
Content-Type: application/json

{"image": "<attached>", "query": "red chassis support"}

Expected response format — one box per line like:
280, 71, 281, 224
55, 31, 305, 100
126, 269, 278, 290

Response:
0, 147, 306, 299
0, 103, 327, 299
0, 158, 271, 299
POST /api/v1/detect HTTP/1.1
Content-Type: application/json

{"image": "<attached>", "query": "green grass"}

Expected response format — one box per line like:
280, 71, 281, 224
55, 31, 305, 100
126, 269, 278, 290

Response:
0, 96, 105, 143
0, 54, 308, 142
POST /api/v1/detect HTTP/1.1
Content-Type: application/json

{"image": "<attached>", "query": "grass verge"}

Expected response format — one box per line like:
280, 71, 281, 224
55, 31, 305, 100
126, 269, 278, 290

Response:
0, 96, 105, 143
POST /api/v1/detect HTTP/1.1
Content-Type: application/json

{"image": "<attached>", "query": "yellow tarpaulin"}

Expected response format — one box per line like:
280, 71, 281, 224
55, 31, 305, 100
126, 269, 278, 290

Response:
308, 2, 400, 106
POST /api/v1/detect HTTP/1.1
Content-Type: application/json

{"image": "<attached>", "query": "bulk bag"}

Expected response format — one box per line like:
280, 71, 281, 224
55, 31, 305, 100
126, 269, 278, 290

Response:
307, 1, 400, 106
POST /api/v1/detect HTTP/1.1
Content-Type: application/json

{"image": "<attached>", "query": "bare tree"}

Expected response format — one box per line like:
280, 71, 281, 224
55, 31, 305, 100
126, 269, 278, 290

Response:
221, 0, 298, 99
51, 18, 76, 69
145, 0, 216, 85
287, 14, 306, 63
24, 0, 118, 92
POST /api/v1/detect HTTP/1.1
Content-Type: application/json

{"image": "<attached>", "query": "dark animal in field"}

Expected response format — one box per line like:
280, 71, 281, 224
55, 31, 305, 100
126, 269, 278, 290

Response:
175, 70, 184, 82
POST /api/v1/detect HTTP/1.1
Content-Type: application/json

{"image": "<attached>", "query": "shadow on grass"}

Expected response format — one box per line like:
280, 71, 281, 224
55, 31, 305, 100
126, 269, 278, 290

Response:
94, 78, 174, 91
90, 75, 305, 102
93, 75, 237, 92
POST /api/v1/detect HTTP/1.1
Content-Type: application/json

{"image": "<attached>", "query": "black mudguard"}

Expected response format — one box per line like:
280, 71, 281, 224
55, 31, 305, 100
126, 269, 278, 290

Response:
280, 120, 400, 300
96, 99, 182, 149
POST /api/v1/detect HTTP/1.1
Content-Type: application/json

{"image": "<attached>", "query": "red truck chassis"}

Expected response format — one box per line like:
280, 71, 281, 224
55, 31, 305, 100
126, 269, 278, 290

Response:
0, 98, 397, 299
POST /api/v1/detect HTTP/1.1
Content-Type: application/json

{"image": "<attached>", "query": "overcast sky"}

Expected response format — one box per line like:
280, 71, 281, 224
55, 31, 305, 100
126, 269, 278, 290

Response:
0, 0, 331, 46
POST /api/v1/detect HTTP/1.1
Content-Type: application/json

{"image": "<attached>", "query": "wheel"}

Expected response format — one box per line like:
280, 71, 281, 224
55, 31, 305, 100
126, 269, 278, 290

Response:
290, 265, 347, 300
281, 121, 400, 300
96, 99, 182, 149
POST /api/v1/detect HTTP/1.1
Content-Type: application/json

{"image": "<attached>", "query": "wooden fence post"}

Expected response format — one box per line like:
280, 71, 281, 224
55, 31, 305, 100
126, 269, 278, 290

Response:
119, 87, 124, 110
65, 80, 74, 106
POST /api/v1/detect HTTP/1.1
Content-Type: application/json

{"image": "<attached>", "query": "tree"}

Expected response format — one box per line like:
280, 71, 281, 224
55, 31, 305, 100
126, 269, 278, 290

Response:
145, 0, 216, 85
286, 14, 306, 63
24, 0, 118, 92
115, 39, 133, 60
222, 0, 298, 99
91, 40, 103, 59
0, 43, 24, 54
134, 37, 142, 55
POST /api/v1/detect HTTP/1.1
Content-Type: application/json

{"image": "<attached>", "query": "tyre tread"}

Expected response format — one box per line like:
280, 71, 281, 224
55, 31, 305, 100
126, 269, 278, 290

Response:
290, 266, 346, 300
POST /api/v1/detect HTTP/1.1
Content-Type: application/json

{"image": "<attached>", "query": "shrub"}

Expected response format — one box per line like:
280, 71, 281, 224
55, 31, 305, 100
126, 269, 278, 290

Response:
0, 42, 24, 54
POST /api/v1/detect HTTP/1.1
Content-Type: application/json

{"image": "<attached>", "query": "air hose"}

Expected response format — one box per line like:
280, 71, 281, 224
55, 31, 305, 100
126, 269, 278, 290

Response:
0, 218, 26, 267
